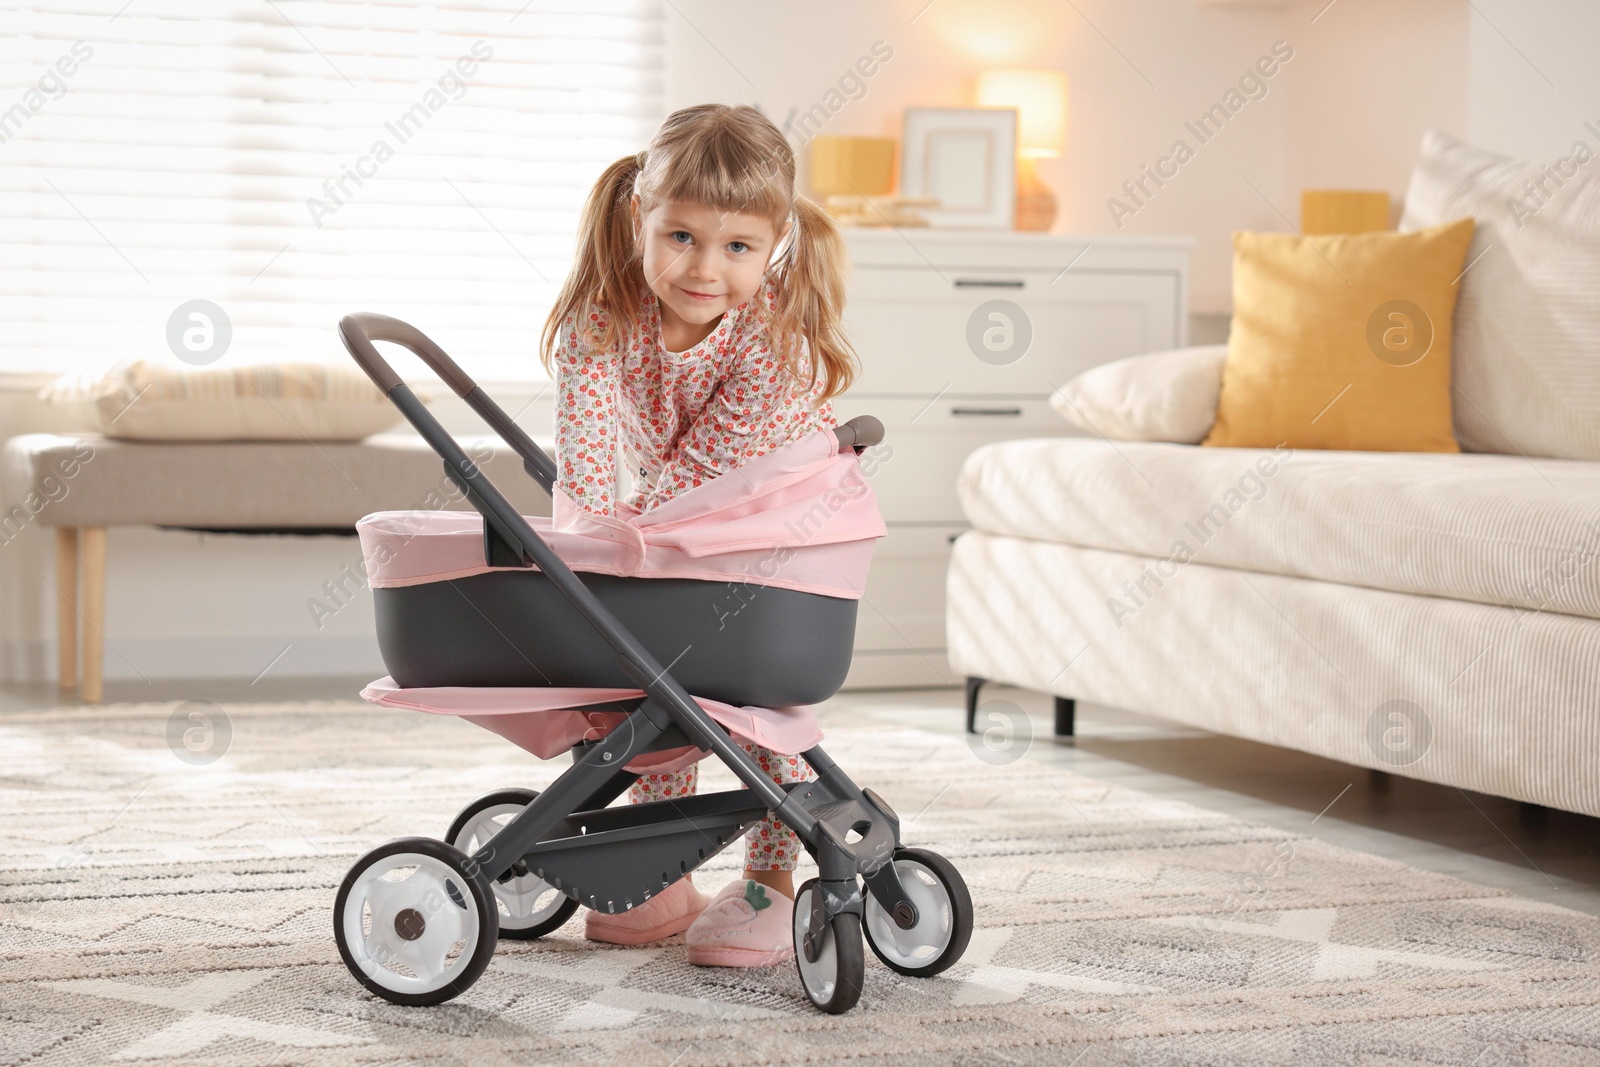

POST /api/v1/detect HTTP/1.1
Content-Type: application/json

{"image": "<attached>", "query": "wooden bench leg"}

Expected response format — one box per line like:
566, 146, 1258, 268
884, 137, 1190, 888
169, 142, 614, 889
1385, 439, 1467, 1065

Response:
55, 527, 78, 691
81, 526, 107, 705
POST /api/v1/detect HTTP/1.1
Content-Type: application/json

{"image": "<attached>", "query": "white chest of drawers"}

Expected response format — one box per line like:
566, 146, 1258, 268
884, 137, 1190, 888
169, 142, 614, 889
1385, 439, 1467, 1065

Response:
832, 229, 1193, 689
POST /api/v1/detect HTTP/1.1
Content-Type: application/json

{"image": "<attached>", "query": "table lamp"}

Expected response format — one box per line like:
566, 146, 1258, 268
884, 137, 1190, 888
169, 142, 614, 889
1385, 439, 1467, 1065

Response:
976, 68, 1068, 232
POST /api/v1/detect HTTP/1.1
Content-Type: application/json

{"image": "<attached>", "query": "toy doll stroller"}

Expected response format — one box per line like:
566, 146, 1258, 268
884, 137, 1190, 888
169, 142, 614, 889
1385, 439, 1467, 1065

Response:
331, 314, 973, 1015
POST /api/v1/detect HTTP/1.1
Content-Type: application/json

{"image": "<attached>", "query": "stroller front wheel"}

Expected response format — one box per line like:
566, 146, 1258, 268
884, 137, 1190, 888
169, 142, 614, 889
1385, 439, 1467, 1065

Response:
792, 879, 865, 1014
863, 848, 973, 977
446, 788, 579, 940
333, 836, 498, 1006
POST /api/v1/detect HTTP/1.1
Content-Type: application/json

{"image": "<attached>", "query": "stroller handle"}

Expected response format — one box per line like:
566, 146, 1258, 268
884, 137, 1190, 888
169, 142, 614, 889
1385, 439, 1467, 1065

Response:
336, 310, 874, 836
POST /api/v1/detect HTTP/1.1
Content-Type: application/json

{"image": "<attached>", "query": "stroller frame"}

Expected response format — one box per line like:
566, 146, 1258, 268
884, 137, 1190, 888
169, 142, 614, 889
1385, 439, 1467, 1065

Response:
336, 314, 971, 1014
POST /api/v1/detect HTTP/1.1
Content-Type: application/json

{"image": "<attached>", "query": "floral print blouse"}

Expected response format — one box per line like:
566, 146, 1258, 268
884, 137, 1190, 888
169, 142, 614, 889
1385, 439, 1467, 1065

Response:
553, 278, 835, 515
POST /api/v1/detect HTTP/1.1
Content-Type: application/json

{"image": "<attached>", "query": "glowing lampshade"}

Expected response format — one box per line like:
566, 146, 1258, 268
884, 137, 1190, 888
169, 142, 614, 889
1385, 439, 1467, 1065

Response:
976, 68, 1068, 158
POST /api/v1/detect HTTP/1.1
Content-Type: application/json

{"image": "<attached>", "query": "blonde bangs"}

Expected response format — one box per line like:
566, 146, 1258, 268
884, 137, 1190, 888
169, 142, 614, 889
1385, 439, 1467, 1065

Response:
650, 129, 789, 230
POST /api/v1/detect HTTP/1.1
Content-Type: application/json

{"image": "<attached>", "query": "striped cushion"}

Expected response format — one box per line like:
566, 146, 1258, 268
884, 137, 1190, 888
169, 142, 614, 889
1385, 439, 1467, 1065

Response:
1049, 345, 1226, 444
40, 360, 417, 441
958, 436, 1600, 621
1400, 129, 1600, 460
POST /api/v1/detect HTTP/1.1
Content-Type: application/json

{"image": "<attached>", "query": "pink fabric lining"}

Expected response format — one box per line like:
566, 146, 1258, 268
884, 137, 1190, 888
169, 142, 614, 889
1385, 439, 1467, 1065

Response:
357, 428, 885, 599
360, 676, 824, 776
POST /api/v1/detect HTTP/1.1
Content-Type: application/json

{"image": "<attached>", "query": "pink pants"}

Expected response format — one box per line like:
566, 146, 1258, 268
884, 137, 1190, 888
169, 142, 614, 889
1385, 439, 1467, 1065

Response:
629, 741, 815, 870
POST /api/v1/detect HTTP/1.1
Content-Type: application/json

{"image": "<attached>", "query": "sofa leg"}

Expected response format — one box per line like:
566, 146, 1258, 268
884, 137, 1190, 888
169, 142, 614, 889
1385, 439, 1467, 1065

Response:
964, 676, 984, 734
1518, 801, 1550, 831
1054, 696, 1076, 737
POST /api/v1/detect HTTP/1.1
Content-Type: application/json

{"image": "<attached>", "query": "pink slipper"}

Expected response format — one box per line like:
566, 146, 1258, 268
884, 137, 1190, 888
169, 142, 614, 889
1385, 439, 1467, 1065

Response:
584, 876, 711, 946
685, 879, 796, 968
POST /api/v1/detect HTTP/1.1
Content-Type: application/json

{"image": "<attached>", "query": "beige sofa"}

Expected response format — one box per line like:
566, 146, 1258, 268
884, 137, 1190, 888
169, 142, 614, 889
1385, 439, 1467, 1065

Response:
947, 129, 1600, 817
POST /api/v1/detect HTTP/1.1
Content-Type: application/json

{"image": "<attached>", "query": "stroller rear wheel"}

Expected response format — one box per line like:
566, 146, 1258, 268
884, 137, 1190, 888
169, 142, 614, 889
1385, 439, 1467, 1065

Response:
792, 879, 865, 1014
334, 836, 498, 1006
863, 848, 973, 977
446, 788, 579, 940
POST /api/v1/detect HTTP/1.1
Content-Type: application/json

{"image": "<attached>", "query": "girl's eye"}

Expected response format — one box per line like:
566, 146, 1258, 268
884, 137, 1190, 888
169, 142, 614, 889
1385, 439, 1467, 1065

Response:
728, 241, 749, 254
670, 231, 692, 244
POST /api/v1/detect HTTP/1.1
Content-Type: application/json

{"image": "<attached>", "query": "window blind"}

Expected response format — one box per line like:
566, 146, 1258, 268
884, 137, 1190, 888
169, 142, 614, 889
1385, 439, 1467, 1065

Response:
0, 1, 664, 381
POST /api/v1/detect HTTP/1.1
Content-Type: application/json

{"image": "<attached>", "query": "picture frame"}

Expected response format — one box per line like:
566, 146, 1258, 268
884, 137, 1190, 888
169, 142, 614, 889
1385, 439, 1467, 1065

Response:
900, 107, 1017, 229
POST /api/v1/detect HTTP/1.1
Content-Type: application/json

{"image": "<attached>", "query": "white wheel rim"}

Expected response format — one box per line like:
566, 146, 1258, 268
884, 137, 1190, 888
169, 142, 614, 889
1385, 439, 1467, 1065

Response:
793, 885, 840, 1003
452, 802, 569, 930
864, 860, 954, 969
341, 851, 481, 996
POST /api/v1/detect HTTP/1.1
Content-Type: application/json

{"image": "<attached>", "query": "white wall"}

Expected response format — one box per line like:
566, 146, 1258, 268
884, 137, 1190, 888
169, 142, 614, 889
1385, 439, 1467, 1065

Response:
1466, 0, 1600, 158
1281, 0, 1468, 214
664, 0, 1469, 314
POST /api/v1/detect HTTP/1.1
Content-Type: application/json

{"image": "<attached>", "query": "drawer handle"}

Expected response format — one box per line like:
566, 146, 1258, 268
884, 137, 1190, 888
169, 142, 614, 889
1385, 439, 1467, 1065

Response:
953, 278, 1025, 288
950, 406, 1023, 417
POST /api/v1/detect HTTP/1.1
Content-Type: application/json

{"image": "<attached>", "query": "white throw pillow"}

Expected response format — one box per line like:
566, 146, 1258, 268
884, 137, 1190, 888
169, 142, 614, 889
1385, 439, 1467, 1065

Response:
1400, 128, 1600, 461
1049, 345, 1227, 443
39, 360, 422, 441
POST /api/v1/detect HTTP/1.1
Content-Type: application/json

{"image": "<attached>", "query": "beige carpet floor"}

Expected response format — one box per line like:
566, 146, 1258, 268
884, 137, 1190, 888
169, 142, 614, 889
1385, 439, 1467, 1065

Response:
2, 700, 1599, 1066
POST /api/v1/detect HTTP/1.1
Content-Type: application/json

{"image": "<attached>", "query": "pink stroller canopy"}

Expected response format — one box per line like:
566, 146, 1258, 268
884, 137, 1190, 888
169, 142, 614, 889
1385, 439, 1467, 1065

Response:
357, 427, 886, 599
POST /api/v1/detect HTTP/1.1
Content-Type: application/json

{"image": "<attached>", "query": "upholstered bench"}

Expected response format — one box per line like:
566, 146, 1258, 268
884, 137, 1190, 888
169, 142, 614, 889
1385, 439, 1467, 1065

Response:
2, 432, 552, 704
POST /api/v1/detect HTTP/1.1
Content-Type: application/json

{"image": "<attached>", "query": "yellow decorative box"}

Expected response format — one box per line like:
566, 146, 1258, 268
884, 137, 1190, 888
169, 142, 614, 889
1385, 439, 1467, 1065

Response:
1300, 190, 1392, 235
810, 136, 897, 198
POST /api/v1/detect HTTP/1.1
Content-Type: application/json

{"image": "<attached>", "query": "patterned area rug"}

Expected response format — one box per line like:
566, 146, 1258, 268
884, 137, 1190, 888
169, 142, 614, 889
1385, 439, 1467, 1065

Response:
2, 701, 1599, 1066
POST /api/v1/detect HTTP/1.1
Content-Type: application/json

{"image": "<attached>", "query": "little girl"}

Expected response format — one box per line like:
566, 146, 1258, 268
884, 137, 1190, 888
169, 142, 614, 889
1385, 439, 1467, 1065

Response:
538, 103, 859, 967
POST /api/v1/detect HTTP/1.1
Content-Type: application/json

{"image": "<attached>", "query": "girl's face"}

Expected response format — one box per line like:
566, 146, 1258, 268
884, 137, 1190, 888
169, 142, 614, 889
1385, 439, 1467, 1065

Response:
631, 196, 790, 334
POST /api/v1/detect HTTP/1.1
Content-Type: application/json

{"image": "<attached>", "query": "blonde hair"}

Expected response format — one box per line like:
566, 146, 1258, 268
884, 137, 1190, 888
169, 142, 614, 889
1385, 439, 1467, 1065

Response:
539, 103, 858, 402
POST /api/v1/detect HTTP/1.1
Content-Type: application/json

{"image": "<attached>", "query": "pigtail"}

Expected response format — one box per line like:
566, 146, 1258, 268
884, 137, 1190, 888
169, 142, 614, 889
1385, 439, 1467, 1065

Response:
539, 153, 647, 374
764, 195, 859, 403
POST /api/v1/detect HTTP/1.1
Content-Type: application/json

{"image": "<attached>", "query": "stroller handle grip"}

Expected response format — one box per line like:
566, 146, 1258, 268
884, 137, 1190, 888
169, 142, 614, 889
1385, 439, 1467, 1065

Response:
340, 312, 476, 397
339, 312, 559, 495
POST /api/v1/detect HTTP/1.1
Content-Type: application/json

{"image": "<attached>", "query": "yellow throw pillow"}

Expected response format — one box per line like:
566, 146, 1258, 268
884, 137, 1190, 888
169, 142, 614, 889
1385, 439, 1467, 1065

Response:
1203, 218, 1475, 452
